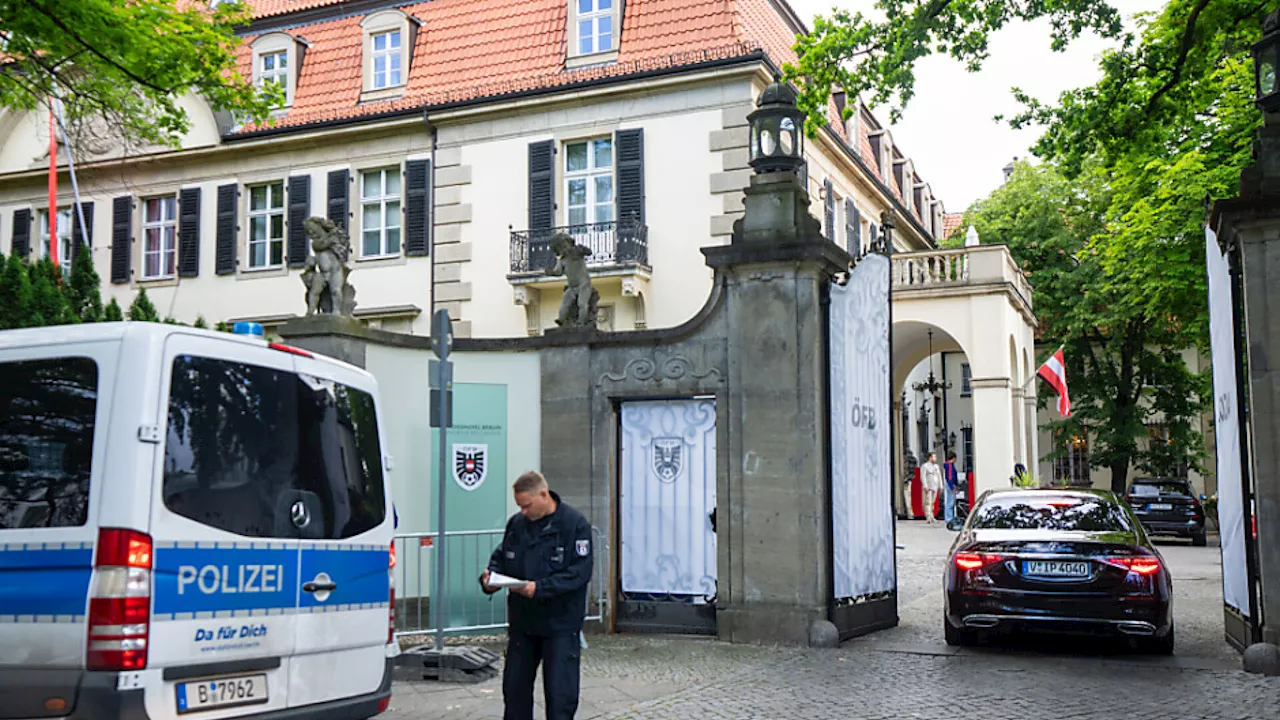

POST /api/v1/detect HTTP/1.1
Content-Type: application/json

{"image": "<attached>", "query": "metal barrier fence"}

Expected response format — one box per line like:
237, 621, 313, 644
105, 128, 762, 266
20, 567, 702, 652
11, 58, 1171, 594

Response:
393, 526, 608, 640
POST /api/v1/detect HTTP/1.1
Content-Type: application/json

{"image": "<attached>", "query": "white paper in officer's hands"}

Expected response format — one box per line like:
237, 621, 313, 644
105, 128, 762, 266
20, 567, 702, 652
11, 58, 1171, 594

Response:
486, 571, 527, 588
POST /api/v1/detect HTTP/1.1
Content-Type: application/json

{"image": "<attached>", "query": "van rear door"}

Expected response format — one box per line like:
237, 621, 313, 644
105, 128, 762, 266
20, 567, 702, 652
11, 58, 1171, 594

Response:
287, 354, 393, 709
146, 336, 302, 718
0, 344, 117, 720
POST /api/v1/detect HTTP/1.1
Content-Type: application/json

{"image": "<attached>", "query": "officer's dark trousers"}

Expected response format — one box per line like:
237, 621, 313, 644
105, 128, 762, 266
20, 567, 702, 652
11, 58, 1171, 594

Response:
502, 629, 580, 720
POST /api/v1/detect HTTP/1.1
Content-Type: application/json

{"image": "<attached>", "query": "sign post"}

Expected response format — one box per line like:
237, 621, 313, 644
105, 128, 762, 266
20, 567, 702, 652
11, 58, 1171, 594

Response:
430, 309, 453, 653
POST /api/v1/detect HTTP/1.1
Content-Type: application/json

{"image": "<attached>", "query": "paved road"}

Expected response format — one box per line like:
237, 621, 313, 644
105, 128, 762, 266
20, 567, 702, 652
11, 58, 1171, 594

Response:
385, 521, 1275, 720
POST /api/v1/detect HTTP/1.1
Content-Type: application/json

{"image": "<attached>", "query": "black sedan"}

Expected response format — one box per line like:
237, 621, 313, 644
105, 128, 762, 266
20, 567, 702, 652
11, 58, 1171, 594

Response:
1125, 477, 1208, 546
944, 488, 1174, 654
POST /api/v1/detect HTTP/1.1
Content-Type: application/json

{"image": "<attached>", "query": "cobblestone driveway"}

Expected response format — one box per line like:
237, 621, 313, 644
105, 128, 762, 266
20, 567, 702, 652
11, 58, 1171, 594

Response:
384, 521, 1278, 719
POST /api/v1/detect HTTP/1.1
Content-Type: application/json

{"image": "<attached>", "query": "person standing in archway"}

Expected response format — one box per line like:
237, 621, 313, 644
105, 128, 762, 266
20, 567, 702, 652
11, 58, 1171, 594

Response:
943, 451, 959, 526
920, 452, 943, 525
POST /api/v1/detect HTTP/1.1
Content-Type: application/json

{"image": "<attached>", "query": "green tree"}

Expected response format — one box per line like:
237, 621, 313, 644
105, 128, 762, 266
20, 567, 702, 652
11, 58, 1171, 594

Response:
0, 254, 35, 330
27, 258, 75, 327
785, 0, 1270, 165
67, 242, 104, 323
0, 0, 281, 150
127, 288, 159, 322
193, 315, 208, 329
104, 297, 124, 322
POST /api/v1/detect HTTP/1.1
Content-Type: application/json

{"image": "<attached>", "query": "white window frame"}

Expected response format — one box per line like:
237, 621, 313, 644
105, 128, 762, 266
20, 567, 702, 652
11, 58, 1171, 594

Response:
563, 137, 614, 228
573, 0, 617, 57
141, 195, 178, 281
370, 30, 403, 89
38, 206, 73, 273
360, 10, 415, 97
360, 167, 402, 259
246, 181, 286, 270
250, 33, 298, 108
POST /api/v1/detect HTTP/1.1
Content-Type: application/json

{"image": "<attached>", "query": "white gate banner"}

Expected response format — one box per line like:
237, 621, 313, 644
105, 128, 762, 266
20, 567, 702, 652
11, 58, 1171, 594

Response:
619, 398, 717, 602
829, 254, 895, 599
1206, 226, 1249, 617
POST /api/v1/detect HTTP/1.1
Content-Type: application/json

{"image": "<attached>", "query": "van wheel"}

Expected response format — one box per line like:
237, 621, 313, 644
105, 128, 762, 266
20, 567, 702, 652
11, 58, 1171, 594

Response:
1192, 531, 1207, 547
945, 617, 975, 647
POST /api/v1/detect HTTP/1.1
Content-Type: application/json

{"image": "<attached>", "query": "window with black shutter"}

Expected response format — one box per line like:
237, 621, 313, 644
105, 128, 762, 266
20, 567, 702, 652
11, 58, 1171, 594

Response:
215, 184, 238, 276
869, 222, 879, 249
286, 175, 311, 267
845, 199, 860, 253
798, 161, 808, 193
528, 141, 554, 231
110, 196, 132, 284
178, 188, 201, 277
823, 179, 835, 241
404, 159, 430, 256
327, 169, 350, 228
71, 202, 94, 263
615, 129, 644, 226
11, 208, 32, 259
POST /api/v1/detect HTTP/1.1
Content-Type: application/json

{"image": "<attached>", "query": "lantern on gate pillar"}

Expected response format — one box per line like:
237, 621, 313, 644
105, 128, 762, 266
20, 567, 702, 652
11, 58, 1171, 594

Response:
1253, 11, 1280, 113
748, 80, 806, 174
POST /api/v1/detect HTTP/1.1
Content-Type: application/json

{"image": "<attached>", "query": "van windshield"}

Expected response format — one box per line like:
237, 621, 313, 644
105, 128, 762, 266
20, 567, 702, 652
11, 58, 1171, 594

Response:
163, 354, 386, 540
0, 357, 98, 529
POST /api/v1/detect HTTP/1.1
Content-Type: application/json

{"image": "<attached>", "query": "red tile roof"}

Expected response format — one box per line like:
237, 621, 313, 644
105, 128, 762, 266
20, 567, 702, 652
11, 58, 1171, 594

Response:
943, 212, 965, 239
231, 0, 932, 219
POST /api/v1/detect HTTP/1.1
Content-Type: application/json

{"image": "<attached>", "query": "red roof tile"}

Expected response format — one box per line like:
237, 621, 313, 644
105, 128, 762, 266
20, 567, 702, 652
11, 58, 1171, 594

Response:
242, 0, 353, 19
943, 212, 965, 239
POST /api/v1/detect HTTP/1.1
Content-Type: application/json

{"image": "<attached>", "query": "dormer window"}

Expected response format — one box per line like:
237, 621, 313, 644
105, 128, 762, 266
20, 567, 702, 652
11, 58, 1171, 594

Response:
361, 10, 418, 99
568, 0, 621, 67
251, 33, 303, 108
372, 31, 402, 89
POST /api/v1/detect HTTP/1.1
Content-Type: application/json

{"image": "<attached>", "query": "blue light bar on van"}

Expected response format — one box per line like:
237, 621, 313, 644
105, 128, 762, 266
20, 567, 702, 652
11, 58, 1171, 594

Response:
232, 322, 265, 338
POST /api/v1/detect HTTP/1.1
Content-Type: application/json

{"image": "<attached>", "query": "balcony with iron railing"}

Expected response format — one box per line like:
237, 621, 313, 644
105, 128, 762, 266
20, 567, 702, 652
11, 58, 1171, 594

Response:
508, 218, 649, 278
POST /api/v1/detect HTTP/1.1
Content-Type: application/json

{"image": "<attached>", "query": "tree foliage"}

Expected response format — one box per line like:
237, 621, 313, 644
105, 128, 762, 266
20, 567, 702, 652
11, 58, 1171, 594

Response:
0, 0, 280, 150
127, 287, 159, 322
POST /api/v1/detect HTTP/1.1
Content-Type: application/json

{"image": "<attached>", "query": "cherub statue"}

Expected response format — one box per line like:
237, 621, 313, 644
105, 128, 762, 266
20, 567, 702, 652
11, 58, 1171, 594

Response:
300, 216, 357, 316
546, 232, 599, 328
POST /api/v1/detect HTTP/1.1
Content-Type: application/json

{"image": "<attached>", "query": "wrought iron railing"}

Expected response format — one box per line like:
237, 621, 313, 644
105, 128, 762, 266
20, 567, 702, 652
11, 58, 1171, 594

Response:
509, 218, 649, 274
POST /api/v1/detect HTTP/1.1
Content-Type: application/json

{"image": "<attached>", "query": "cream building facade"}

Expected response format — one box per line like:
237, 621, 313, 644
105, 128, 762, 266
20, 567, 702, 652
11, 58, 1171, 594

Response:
0, 0, 1038, 497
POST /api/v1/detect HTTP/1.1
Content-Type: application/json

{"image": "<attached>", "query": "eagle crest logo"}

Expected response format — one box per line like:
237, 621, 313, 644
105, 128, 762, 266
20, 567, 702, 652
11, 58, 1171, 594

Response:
652, 437, 683, 483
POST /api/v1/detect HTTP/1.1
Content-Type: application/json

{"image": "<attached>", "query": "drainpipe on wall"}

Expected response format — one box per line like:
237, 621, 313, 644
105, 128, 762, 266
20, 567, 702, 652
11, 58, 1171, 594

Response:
423, 111, 438, 333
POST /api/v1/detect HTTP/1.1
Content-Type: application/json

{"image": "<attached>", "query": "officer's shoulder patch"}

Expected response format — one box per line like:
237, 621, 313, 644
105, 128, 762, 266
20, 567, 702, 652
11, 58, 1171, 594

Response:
575, 539, 589, 557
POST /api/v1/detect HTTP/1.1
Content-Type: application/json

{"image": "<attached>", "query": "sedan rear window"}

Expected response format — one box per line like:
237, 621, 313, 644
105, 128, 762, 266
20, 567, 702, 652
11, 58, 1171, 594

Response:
0, 357, 98, 529
971, 494, 1133, 532
1130, 481, 1191, 496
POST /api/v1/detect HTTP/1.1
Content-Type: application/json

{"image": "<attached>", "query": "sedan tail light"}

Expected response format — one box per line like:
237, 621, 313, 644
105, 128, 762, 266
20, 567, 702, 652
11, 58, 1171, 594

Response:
954, 552, 1004, 570
1103, 556, 1162, 576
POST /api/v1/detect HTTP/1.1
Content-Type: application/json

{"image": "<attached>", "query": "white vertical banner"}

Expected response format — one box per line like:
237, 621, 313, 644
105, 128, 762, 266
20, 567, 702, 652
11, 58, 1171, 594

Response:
1206, 226, 1250, 617
829, 254, 895, 599
619, 398, 717, 602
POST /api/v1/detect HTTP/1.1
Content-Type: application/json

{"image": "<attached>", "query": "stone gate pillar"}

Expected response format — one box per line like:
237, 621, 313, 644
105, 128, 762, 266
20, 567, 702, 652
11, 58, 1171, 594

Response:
702, 163, 851, 645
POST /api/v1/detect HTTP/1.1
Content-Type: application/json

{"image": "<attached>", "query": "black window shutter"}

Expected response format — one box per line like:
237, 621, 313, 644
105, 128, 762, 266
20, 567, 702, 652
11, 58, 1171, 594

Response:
110, 196, 132, 284
869, 222, 879, 249
798, 162, 808, 193
287, 175, 311, 268
823, 179, 835, 240
178, 188, 201, 277
845, 199, 860, 252
11, 208, 31, 259
215, 184, 238, 276
615, 128, 645, 225
327, 169, 350, 228
528, 140, 554, 231
71, 202, 94, 263
404, 159, 430, 257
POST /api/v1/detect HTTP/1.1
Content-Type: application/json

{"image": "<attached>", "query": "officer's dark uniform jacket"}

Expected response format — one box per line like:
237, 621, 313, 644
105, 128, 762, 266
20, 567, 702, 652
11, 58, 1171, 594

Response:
486, 492, 593, 636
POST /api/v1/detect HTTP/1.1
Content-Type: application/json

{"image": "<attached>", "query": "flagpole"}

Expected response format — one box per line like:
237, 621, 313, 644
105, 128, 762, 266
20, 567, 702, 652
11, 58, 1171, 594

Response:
51, 89, 90, 261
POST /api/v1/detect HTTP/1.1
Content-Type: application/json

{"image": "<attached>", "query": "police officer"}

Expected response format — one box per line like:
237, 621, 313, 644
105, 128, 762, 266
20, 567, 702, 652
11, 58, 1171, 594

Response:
479, 471, 593, 720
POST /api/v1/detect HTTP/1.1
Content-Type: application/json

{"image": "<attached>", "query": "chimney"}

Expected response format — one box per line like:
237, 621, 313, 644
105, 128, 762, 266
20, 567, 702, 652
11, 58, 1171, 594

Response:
1002, 157, 1018, 183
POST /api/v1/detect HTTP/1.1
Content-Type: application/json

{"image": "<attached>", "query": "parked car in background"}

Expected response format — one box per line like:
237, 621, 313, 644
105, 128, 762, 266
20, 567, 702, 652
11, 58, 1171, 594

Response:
944, 488, 1174, 654
1125, 477, 1207, 546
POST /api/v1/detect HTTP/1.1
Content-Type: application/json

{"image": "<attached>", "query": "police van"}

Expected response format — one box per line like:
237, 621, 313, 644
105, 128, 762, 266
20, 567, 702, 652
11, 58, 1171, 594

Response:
0, 322, 396, 720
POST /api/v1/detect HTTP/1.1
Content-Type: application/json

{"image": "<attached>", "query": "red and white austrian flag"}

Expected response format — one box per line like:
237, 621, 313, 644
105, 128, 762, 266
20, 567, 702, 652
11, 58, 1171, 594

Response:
1037, 347, 1071, 418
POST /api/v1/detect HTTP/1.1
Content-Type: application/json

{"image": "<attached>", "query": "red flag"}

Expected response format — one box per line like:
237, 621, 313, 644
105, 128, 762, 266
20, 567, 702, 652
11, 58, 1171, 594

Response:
1037, 346, 1071, 418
